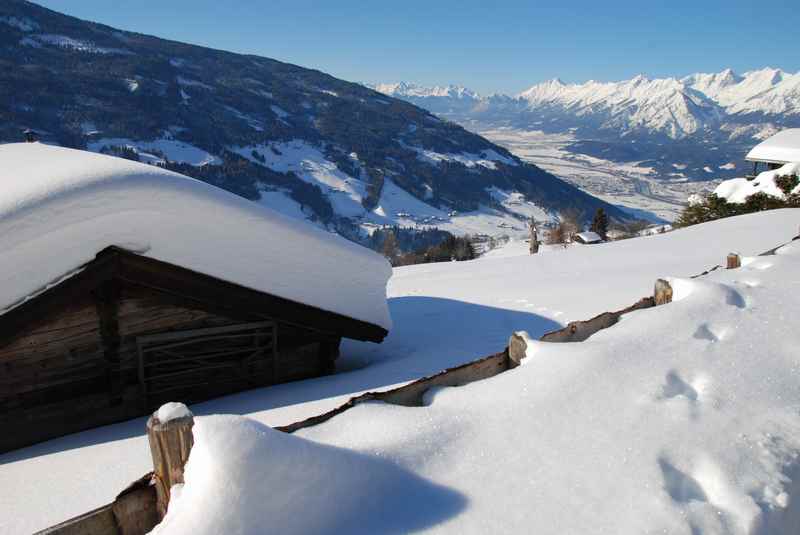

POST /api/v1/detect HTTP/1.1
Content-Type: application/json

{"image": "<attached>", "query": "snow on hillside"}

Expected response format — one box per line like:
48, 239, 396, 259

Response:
87, 137, 222, 166
231, 139, 553, 237
2, 208, 798, 534
20, 33, 133, 55
0, 142, 391, 329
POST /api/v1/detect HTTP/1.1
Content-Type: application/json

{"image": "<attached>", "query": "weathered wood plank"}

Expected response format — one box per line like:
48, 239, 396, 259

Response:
147, 408, 194, 519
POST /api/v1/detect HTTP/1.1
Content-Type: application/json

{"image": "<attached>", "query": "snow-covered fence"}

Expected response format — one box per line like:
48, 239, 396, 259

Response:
36, 405, 196, 535
539, 296, 656, 343
654, 279, 673, 305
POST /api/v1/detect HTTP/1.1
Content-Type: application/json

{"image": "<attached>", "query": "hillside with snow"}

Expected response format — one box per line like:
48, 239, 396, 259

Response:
0, 0, 629, 244
2, 208, 799, 534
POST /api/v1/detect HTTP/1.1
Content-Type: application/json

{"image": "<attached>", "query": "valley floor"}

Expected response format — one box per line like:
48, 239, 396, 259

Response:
480, 128, 721, 222
1, 209, 799, 534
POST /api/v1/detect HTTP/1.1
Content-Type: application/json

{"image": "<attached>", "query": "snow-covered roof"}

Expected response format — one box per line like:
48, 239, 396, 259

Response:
0, 143, 391, 330
575, 231, 603, 243
745, 128, 800, 163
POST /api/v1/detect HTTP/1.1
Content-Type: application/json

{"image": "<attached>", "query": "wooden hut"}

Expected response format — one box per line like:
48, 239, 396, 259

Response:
745, 128, 800, 177
574, 231, 603, 245
0, 143, 391, 453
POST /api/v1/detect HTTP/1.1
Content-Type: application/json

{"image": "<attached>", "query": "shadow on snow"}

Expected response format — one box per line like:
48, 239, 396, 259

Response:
1, 296, 560, 463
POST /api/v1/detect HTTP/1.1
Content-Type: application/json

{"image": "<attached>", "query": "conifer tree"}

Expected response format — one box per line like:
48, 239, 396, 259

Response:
529, 217, 540, 254
382, 230, 399, 263
590, 208, 609, 240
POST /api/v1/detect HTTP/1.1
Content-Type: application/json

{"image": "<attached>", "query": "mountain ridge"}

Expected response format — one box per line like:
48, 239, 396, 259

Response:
0, 0, 630, 244
368, 68, 800, 182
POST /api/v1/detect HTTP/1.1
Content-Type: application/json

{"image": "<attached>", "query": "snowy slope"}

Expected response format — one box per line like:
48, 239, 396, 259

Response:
156, 235, 800, 534
2, 208, 799, 534
0, 143, 391, 329
230, 139, 555, 237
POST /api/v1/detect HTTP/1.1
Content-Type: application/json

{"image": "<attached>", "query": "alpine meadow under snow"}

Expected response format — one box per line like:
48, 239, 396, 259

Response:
2, 207, 799, 534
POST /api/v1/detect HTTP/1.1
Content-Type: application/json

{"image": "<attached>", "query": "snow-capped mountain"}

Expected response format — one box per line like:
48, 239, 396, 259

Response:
369, 82, 480, 100
374, 69, 800, 219
682, 67, 800, 116
515, 75, 724, 139
374, 68, 800, 140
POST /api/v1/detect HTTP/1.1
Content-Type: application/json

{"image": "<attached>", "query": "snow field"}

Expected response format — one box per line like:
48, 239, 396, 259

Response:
2, 208, 799, 533
153, 235, 800, 534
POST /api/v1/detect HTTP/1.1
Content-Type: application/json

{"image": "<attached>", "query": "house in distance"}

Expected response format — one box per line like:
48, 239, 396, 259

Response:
745, 128, 800, 177
574, 231, 604, 245
0, 143, 392, 453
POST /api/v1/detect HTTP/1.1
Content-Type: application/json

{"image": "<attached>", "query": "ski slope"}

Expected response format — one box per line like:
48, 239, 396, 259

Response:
1, 209, 799, 534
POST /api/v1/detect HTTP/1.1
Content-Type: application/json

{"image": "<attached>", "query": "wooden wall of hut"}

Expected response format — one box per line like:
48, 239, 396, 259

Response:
0, 279, 340, 453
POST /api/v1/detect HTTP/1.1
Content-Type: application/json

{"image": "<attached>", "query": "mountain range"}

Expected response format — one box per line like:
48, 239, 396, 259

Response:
370, 69, 800, 181
0, 0, 631, 247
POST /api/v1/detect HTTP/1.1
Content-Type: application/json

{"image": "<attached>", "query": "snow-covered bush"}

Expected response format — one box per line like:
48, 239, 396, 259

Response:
676, 162, 800, 227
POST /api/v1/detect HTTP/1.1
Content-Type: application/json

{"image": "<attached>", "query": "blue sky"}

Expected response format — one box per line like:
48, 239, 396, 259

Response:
37, 0, 800, 94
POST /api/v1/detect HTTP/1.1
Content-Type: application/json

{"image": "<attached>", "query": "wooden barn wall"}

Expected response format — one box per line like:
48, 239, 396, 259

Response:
0, 280, 340, 453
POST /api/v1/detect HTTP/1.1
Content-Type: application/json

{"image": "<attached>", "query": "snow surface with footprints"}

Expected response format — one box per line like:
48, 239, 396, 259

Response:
2, 209, 800, 534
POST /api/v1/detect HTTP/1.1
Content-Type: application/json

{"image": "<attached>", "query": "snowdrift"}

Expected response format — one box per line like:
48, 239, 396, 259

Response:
0, 143, 391, 329
150, 415, 465, 535
4, 209, 800, 534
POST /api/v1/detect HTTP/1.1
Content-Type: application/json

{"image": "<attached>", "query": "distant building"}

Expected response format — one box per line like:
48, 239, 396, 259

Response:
745, 128, 800, 177
574, 231, 603, 244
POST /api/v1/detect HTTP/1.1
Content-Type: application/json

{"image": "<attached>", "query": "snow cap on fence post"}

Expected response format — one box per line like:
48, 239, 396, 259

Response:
508, 332, 529, 367
654, 279, 673, 305
147, 402, 194, 519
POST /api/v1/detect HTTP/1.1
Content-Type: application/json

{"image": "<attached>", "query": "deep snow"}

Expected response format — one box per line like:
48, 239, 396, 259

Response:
156, 237, 800, 535
1, 208, 799, 534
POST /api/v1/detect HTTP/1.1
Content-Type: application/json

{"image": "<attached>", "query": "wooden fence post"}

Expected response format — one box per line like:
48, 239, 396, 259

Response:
508, 333, 528, 367
654, 279, 673, 305
146, 403, 194, 520
726, 253, 741, 269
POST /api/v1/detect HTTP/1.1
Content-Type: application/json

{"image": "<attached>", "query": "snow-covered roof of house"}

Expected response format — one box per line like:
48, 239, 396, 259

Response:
0, 143, 392, 331
575, 231, 603, 243
714, 161, 800, 204
745, 128, 800, 163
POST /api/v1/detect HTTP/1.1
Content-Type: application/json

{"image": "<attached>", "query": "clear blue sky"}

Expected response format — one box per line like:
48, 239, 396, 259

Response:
36, 0, 800, 94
